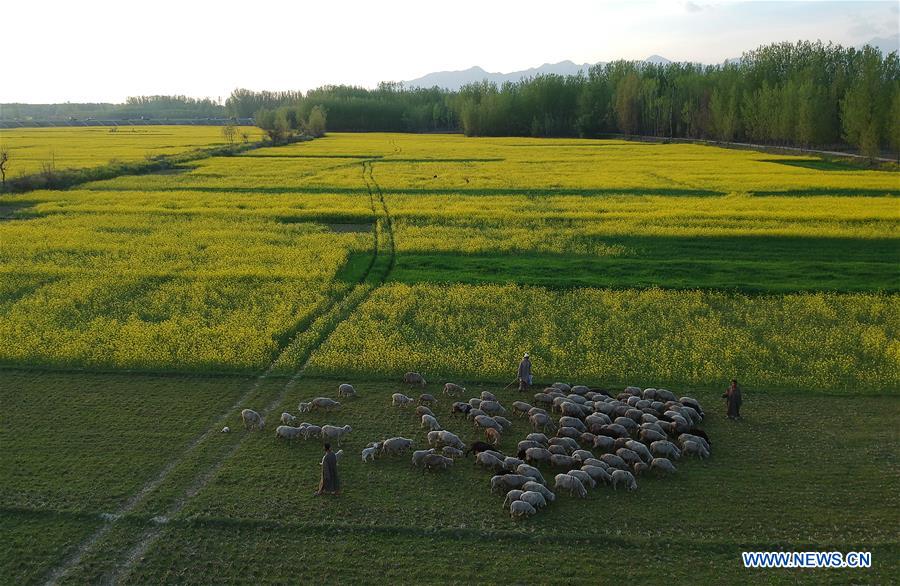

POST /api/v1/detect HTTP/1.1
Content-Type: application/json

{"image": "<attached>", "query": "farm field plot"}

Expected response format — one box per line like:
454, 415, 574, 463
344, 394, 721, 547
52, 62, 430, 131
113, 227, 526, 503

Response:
0, 131, 897, 583
0, 126, 263, 178
2, 373, 897, 583
1, 132, 898, 389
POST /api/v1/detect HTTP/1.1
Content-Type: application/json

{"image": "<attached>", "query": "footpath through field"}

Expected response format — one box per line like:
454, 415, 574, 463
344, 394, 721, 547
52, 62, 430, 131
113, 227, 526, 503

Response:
40, 154, 397, 585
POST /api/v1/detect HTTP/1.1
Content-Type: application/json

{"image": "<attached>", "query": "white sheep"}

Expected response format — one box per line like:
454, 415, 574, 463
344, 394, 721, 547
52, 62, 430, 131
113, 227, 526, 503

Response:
442, 446, 464, 458
503, 457, 524, 473
625, 440, 654, 463
240, 409, 265, 431
490, 474, 530, 495
301, 424, 322, 440
503, 489, 524, 509
509, 499, 537, 520
554, 473, 587, 498
567, 469, 596, 490
559, 416, 587, 432
381, 436, 414, 456
476, 452, 505, 473
678, 433, 711, 453
392, 393, 413, 407
525, 433, 549, 445
522, 481, 555, 503
443, 382, 466, 396
480, 391, 497, 401
321, 424, 352, 445
520, 490, 547, 509
415, 405, 435, 418
611, 469, 638, 491
524, 447, 552, 465
221, 426, 230, 433
275, 425, 303, 440
337, 383, 356, 398
422, 453, 454, 472
280, 412, 298, 426
639, 428, 667, 444
650, 440, 682, 460
411, 448, 437, 467
581, 464, 612, 485
512, 401, 533, 418
682, 440, 710, 459
550, 454, 577, 469
474, 414, 502, 431
298, 402, 311, 413
309, 397, 341, 412
403, 372, 427, 387
433, 430, 464, 450
650, 457, 677, 475
517, 440, 541, 454
600, 453, 628, 470
516, 464, 545, 485
480, 400, 506, 417
421, 414, 442, 432
361, 445, 378, 463
529, 412, 554, 433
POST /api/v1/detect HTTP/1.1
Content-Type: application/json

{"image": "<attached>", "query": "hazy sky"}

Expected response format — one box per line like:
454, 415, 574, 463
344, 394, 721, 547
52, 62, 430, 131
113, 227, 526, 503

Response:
4, 0, 898, 103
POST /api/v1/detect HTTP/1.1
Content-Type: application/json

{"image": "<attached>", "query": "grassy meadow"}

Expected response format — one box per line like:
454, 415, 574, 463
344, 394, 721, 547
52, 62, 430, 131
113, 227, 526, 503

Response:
0, 131, 897, 583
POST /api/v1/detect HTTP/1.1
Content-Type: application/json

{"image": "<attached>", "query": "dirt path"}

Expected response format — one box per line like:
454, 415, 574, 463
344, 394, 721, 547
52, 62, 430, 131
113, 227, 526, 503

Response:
42, 155, 397, 585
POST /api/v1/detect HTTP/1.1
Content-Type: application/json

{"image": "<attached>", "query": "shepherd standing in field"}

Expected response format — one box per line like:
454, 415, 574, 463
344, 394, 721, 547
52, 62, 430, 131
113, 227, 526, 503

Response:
315, 443, 340, 496
723, 378, 743, 420
517, 353, 532, 392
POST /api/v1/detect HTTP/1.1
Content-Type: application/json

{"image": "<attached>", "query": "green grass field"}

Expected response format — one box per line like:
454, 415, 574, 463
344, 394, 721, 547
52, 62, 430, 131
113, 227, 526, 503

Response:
0, 131, 897, 583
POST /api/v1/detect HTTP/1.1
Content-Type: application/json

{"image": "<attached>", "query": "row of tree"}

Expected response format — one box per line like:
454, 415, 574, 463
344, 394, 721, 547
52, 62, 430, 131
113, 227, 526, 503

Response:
233, 41, 898, 157
229, 84, 457, 133
1, 96, 227, 121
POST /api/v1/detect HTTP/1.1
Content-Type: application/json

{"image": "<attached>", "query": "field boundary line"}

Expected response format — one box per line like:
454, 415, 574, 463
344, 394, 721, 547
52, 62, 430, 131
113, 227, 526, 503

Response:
105, 156, 397, 585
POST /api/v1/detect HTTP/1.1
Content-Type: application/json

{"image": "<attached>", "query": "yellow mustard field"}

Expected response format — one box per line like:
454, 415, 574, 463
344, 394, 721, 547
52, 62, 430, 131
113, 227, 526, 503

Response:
0, 125, 263, 178
0, 131, 896, 391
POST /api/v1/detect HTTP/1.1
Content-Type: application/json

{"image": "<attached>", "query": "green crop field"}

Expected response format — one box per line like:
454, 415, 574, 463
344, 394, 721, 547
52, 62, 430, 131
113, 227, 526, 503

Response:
0, 131, 897, 583
0, 126, 264, 179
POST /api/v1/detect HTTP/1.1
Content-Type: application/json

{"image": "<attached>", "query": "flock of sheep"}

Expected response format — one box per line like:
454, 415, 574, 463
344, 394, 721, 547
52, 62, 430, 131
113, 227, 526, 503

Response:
236, 373, 712, 520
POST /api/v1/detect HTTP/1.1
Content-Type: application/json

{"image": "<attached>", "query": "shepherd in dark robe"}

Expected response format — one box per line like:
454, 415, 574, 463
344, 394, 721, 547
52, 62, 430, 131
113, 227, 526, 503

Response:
722, 379, 743, 420
315, 443, 340, 496
517, 353, 532, 392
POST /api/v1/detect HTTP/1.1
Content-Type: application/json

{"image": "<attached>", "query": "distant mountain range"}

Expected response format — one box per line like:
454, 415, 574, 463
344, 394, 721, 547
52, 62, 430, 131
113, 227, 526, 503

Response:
403, 56, 672, 90
403, 36, 898, 90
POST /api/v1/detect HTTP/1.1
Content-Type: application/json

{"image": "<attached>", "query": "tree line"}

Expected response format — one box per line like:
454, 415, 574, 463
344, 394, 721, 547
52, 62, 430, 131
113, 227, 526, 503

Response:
1, 96, 226, 121
232, 41, 898, 158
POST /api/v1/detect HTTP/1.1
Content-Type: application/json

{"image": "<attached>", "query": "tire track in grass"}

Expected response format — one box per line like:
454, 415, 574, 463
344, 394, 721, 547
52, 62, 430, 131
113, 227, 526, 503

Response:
41, 159, 395, 586
102, 158, 396, 585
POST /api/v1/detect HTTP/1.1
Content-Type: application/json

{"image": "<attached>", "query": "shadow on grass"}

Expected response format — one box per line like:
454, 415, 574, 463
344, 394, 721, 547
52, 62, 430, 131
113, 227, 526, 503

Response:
340, 234, 900, 293
751, 188, 899, 197
760, 158, 877, 172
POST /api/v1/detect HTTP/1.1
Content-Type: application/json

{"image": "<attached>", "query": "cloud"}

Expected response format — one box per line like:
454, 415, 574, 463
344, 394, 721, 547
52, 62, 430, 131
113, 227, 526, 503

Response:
684, 1, 711, 12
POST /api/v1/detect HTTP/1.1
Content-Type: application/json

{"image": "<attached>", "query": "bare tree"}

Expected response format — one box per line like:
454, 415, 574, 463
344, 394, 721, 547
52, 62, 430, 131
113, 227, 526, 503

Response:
222, 124, 237, 145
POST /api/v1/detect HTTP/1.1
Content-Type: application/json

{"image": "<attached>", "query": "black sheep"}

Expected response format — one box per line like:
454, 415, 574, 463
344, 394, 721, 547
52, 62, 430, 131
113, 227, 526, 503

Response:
451, 402, 472, 416
687, 427, 712, 446
465, 441, 494, 457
